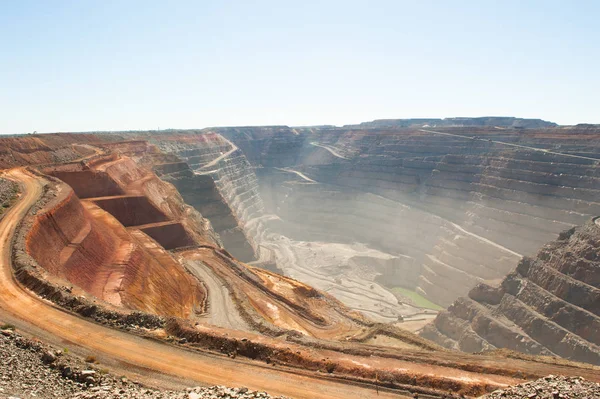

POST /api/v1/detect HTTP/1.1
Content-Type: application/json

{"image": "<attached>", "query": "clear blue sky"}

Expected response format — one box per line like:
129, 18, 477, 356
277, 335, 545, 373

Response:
1, 0, 599, 134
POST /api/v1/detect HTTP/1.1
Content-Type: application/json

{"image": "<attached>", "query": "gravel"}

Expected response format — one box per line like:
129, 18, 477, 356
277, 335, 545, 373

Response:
0, 178, 17, 214
481, 375, 600, 399
0, 328, 289, 399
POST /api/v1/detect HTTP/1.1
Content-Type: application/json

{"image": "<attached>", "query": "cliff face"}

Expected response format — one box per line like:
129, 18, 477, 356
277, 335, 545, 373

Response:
421, 220, 600, 365
100, 125, 600, 326
138, 133, 264, 262
26, 149, 233, 318
213, 125, 600, 312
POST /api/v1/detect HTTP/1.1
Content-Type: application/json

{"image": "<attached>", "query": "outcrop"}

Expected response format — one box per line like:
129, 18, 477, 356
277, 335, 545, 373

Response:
421, 220, 600, 365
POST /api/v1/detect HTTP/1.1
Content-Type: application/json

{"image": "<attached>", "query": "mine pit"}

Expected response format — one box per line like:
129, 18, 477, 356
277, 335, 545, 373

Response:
2, 121, 600, 399
132, 125, 600, 366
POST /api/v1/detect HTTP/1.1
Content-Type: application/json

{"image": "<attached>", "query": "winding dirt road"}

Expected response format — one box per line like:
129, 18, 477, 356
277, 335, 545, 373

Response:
183, 258, 250, 331
274, 168, 318, 183
199, 136, 239, 171
0, 168, 409, 399
309, 142, 350, 160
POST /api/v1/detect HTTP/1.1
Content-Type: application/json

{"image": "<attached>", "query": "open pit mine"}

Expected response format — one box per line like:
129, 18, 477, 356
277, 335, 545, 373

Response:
1, 118, 599, 399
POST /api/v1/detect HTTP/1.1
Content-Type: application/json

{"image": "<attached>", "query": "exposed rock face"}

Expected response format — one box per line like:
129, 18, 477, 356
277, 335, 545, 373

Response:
25, 180, 205, 318
0, 134, 103, 168
110, 125, 600, 323
141, 133, 263, 262
25, 152, 225, 318
421, 220, 600, 366
216, 126, 600, 311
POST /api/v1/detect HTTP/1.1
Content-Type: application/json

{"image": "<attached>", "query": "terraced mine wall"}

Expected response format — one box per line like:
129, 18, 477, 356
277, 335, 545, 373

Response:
216, 126, 600, 309
31, 153, 234, 318
350, 117, 558, 129
259, 179, 519, 307
107, 127, 598, 324
421, 220, 600, 366
143, 135, 264, 262
24, 178, 206, 318
45, 154, 222, 248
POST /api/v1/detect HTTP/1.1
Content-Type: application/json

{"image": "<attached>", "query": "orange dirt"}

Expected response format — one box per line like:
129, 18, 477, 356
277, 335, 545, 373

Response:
0, 134, 101, 169
26, 180, 205, 318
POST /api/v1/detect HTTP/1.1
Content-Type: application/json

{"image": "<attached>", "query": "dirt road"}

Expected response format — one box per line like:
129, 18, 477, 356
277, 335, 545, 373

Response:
309, 142, 349, 160
0, 168, 409, 399
274, 167, 318, 183
183, 258, 250, 331
199, 136, 239, 171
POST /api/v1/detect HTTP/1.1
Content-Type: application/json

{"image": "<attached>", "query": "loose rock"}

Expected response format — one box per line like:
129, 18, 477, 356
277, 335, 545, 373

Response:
482, 375, 600, 399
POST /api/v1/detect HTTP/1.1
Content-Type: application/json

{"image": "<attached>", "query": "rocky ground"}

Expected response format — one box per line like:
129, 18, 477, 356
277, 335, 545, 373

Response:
0, 178, 17, 216
481, 375, 600, 399
0, 327, 289, 399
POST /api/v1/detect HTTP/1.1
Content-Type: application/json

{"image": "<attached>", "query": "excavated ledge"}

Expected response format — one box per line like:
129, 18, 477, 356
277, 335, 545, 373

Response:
422, 220, 600, 365
89, 195, 169, 227
72, 128, 600, 363
21, 166, 207, 319
46, 169, 125, 198
137, 221, 197, 250
10, 172, 165, 329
